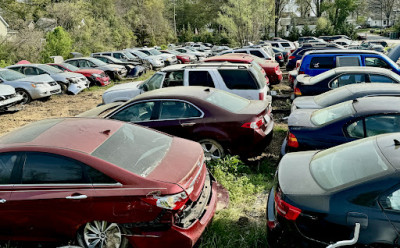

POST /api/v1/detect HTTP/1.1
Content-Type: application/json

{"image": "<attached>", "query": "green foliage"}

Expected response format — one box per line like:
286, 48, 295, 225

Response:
301, 24, 314, 36
41, 27, 72, 63
315, 17, 334, 36
322, 0, 357, 33
288, 26, 301, 41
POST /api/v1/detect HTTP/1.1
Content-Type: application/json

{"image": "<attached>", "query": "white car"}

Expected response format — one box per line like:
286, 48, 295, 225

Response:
138, 48, 178, 66
0, 84, 23, 112
102, 63, 270, 104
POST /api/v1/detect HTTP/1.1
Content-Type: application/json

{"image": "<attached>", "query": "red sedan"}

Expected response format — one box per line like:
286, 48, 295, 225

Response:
49, 63, 111, 86
205, 53, 283, 85
160, 50, 194, 64
0, 118, 222, 247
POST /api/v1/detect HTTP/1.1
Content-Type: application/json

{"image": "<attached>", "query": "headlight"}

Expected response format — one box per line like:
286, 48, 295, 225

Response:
92, 73, 102, 77
114, 68, 119, 71
32, 83, 45, 88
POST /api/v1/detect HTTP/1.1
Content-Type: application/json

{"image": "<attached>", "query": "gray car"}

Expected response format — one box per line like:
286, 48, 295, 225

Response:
0, 68, 61, 104
7, 64, 88, 95
0, 84, 23, 112
64, 57, 127, 80
124, 49, 165, 70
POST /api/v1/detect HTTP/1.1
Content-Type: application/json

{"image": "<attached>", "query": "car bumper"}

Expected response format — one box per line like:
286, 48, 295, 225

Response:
30, 88, 52, 100
165, 60, 178, 66
95, 76, 111, 86
68, 82, 87, 95
0, 94, 23, 110
127, 174, 220, 248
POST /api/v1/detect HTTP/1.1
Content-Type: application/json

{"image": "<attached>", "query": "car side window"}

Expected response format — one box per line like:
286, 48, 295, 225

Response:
310, 57, 335, 69
78, 60, 86, 68
382, 187, 400, 211
87, 61, 96, 67
103, 53, 111, 56
369, 74, 396, 83
249, 50, 264, 58
365, 115, 400, 137
24, 67, 39, 76
96, 57, 107, 63
21, 153, 88, 184
110, 102, 155, 122
143, 73, 165, 91
218, 69, 258, 89
346, 119, 365, 138
163, 71, 184, 87
86, 166, 117, 184
68, 60, 78, 67
365, 57, 391, 69
188, 71, 215, 87
159, 101, 201, 119
36, 68, 47, 75
114, 53, 123, 59
0, 153, 18, 184
331, 74, 366, 88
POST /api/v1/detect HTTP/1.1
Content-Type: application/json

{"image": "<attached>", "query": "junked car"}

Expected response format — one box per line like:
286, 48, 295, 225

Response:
160, 50, 196, 64
124, 49, 165, 70
7, 64, 87, 95
0, 84, 23, 112
138, 48, 178, 66
0, 117, 226, 248
174, 48, 206, 61
0, 68, 61, 104
80, 86, 273, 160
91, 55, 147, 78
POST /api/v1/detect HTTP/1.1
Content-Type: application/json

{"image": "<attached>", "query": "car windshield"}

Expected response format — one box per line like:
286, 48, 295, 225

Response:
92, 124, 172, 178
132, 50, 148, 59
38, 64, 63, 74
123, 52, 136, 59
107, 56, 123, 63
281, 43, 291, 47
149, 49, 162, 55
310, 137, 390, 190
166, 50, 180, 55
311, 100, 355, 126
206, 90, 249, 113
61, 63, 79, 72
309, 69, 336, 84
88, 58, 108, 66
314, 87, 353, 107
0, 69, 26, 81
140, 50, 151, 56
141, 72, 165, 91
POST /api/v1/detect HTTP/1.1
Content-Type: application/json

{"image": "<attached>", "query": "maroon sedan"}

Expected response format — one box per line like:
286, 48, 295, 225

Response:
0, 118, 221, 247
49, 63, 111, 86
80, 86, 274, 160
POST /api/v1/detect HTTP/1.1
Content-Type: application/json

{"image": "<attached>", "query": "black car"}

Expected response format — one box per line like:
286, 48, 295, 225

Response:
282, 96, 400, 155
291, 83, 400, 112
272, 47, 289, 63
294, 66, 400, 97
268, 133, 400, 247
92, 55, 146, 78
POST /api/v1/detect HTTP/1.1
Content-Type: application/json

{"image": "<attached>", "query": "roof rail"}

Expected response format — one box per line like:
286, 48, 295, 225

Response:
182, 62, 249, 69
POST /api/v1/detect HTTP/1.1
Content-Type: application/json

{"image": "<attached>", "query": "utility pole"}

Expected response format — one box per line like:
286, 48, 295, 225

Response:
173, 0, 177, 37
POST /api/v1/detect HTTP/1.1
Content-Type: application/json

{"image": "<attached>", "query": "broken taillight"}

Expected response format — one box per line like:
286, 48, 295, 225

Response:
242, 118, 264, 129
275, 66, 280, 73
294, 87, 302, 96
287, 132, 299, 148
278, 55, 283, 60
142, 189, 192, 211
275, 190, 301, 221
289, 55, 295, 60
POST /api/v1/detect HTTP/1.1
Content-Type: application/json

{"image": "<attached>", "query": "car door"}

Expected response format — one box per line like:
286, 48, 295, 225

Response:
330, 73, 367, 89
10, 152, 96, 240
108, 101, 157, 126
0, 152, 18, 238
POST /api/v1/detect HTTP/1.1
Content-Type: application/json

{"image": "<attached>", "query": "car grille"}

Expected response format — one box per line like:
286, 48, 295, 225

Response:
50, 89, 60, 94
49, 81, 58, 86
0, 94, 17, 100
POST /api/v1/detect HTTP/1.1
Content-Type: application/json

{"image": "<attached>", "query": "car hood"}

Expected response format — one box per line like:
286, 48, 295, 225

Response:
296, 74, 312, 85
21, 75, 55, 83
98, 64, 125, 71
51, 72, 85, 80
105, 81, 144, 92
288, 109, 315, 127
0, 84, 15, 95
292, 96, 321, 110
76, 68, 104, 74
146, 55, 163, 61
102, 81, 144, 104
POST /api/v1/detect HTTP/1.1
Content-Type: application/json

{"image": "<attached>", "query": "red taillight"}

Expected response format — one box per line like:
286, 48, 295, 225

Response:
275, 66, 280, 73
141, 191, 190, 210
296, 61, 301, 69
278, 55, 283, 60
287, 132, 299, 148
294, 87, 302, 96
298, 71, 305, 74
291, 49, 295, 53
259, 92, 265, 100
242, 118, 264, 129
289, 56, 295, 60
265, 76, 270, 86
275, 190, 301, 221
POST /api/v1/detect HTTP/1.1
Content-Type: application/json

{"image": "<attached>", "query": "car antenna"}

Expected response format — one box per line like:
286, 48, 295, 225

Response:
394, 139, 400, 146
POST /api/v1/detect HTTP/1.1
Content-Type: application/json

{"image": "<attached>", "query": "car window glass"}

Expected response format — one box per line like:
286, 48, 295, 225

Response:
0, 153, 17, 184
143, 73, 164, 91
188, 71, 215, 87
346, 119, 365, 138
365, 57, 391, 69
110, 102, 155, 122
68, 60, 78, 67
96, 57, 107, 63
310, 57, 335, 69
249, 50, 264, 58
311, 101, 355, 126
369, 74, 396, 83
331, 74, 366, 88
218, 69, 258, 89
159, 101, 201, 119
103, 53, 111, 56
384, 188, 400, 211
87, 61, 96, 67
86, 166, 117, 184
164, 71, 184, 87
53, 65, 65, 71
114, 53, 123, 59
365, 115, 400, 137
21, 153, 87, 184
24, 67, 39, 75
78, 60, 86, 67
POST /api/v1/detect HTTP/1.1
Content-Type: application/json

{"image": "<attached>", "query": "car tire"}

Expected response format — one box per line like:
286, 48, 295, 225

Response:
76, 221, 129, 248
58, 82, 68, 93
15, 89, 32, 104
198, 139, 225, 160
149, 63, 153, 71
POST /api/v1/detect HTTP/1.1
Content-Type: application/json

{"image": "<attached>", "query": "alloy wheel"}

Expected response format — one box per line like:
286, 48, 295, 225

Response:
82, 221, 122, 248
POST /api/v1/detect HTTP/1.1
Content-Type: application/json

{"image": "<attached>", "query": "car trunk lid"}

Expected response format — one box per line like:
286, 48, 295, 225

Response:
288, 109, 315, 127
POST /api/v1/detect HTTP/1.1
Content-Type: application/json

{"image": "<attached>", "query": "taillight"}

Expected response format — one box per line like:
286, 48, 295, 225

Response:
298, 71, 305, 74
294, 87, 302, 96
142, 190, 191, 210
278, 55, 283, 60
275, 66, 280, 73
287, 132, 299, 148
259, 92, 265, 100
275, 190, 301, 221
242, 118, 264, 129
265, 76, 270, 86
289, 56, 295, 60
291, 49, 295, 53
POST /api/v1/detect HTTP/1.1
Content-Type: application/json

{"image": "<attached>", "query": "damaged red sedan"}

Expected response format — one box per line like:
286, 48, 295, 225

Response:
0, 118, 223, 248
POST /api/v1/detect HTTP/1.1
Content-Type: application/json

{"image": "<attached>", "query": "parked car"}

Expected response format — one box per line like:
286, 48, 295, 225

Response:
0, 117, 224, 247
267, 40, 296, 52
0, 68, 61, 104
271, 48, 285, 66
91, 50, 144, 64
48, 62, 111, 86
204, 53, 283, 85
220, 46, 275, 61
268, 133, 400, 247
64, 57, 127, 81
160, 50, 196, 64
293, 67, 400, 97
175, 47, 207, 61
80, 86, 273, 160
297, 36, 320, 44
102, 62, 270, 104
124, 49, 165, 70
138, 48, 178, 66
0, 84, 23, 112
91, 55, 147, 78
282, 96, 400, 155
7, 64, 87, 94
291, 83, 400, 112
211, 46, 231, 56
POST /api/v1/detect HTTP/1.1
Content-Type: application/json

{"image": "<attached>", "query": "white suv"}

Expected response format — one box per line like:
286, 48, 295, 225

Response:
102, 62, 270, 104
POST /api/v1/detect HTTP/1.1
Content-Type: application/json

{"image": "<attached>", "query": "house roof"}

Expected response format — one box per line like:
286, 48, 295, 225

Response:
0, 15, 9, 28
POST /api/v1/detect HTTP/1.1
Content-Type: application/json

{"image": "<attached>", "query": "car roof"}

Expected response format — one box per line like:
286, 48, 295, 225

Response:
128, 86, 218, 102
353, 96, 400, 114
161, 62, 251, 72
344, 83, 400, 95
204, 55, 253, 63
305, 49, 382, 55
0, 118, 125, 154
332, 66, 394, 74
65, 57, 93, 61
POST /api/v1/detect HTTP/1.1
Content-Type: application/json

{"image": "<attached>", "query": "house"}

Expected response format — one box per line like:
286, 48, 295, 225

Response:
0, 15, 9, 38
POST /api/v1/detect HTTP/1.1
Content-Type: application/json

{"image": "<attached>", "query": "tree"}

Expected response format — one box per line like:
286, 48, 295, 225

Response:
322, 0, 357, 31
41, 26, 72, 62
314, 17, 334, 36
296, 0, 312, 17
274, 0, 289, 37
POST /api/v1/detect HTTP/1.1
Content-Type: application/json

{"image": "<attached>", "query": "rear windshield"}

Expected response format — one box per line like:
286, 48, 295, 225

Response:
311, 100, 355, 126
314, 87, 353, 107
311, 138, 390, 190
92, 124, 172, 177
218, 69, 259, 89
281, 43, 291, 47
206, 91, 249, 113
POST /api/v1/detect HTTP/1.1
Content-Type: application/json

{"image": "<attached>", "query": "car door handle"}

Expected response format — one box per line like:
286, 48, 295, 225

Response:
181, 122, 196, 127
0, 199, 6, 203
66, 194, 87, 200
